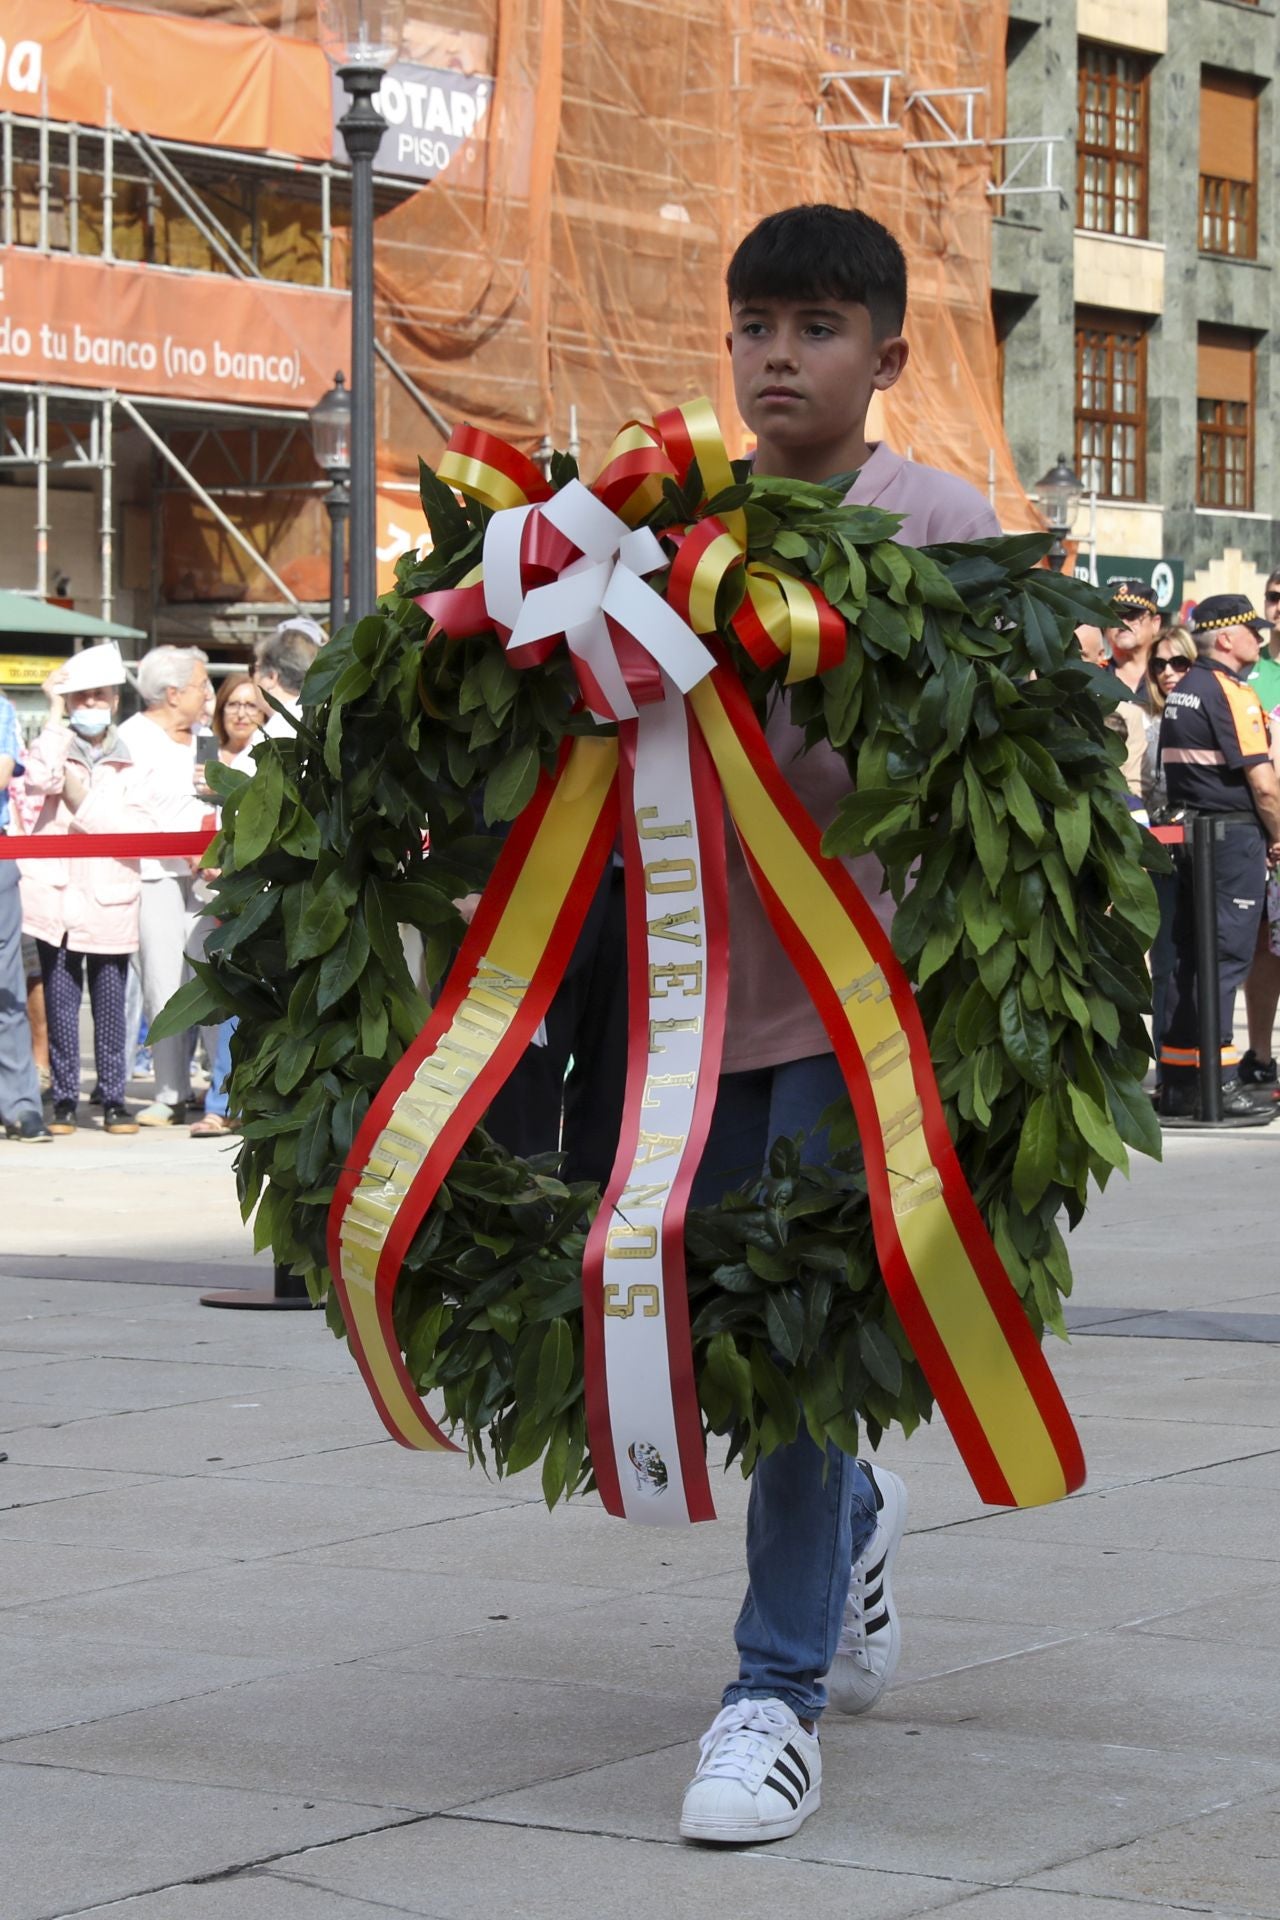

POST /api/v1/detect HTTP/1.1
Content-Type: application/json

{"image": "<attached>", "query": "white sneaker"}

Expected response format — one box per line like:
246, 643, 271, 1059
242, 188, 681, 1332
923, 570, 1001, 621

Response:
824, 1461, 907, 1715
679, 1698, 821, 1844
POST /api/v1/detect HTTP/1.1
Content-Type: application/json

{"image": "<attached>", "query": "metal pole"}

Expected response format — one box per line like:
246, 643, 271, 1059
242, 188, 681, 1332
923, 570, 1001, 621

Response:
114, 393, 302, 607
321, 162, 332, 290
100, 393, 113, 622
336, 66, 388, 621
35, 390, 49, 599
326, 474, 350, 634
1192, 814, 1223, 1123
2, 114, 12, 248
103, 103, 115, 263
68, 125, 79, 254
38, 80, 49, 252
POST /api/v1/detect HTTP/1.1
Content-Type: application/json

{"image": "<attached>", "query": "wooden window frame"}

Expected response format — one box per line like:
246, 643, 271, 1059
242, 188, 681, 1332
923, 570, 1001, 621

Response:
1074, 310, 1148, 502
1077, 43, 1150, 239
1198, 71, 1260, 260
1197, 332, 1255, 512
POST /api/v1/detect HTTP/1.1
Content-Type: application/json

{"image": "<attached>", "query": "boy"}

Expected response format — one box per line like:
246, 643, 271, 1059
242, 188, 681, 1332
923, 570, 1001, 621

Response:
678, 203, 1000, 1845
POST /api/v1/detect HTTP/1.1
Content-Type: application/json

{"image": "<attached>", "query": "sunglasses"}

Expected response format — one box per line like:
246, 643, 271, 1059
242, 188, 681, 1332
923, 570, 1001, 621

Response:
1152, 656, 1192, 674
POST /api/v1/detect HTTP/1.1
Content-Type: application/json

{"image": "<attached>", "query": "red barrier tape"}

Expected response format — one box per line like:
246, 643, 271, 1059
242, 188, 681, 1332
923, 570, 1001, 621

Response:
0, 833, 215, 859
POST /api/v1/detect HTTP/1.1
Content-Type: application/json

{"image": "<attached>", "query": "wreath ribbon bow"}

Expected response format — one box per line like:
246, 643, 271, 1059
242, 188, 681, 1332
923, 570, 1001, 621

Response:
327, 400, 1085, 1526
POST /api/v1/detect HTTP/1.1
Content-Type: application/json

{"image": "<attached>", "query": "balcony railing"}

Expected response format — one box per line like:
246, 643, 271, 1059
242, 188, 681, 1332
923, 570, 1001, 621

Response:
1199, 173, 1256, 260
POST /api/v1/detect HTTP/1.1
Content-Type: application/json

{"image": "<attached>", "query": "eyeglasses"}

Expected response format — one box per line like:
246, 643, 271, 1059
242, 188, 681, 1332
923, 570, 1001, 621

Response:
1152, 657, 1192, 674
224, 701, 265, 714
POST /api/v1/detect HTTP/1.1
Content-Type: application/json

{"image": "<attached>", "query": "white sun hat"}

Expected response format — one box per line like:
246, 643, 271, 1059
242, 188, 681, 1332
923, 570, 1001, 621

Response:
58, 642, 128, 694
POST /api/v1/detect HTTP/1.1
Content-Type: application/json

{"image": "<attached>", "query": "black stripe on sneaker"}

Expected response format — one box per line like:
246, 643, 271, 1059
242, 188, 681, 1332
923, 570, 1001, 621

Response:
783, 1742, 811, 1792
766, 1765, 801, 1809
865, 1607, 891, 1636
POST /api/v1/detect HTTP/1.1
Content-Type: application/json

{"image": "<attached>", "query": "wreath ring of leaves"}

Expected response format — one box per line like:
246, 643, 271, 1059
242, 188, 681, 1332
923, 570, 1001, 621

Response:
160, 451, 1162, 1508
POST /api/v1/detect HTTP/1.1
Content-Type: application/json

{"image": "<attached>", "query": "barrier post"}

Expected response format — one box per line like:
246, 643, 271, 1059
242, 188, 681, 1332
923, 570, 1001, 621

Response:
199, 1265, 318, 1311
1192, 813, 1223, 1124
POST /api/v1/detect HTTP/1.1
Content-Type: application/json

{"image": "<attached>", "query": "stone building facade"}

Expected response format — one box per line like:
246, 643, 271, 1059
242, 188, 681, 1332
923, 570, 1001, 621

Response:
993, 0, 1278, 605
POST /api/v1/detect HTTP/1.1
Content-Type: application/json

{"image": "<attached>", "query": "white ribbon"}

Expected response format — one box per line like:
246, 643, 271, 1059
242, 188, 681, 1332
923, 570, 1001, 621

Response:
481, 479, 716, 722
595, 689, 716, 1524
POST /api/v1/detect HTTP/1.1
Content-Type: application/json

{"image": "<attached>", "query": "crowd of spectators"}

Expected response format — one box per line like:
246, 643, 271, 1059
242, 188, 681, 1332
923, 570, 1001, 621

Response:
0, 616, 323, 1141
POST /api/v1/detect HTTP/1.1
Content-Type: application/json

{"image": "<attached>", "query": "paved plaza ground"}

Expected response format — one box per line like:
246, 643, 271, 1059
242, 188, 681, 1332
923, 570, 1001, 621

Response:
3, 1113, 1280, 1919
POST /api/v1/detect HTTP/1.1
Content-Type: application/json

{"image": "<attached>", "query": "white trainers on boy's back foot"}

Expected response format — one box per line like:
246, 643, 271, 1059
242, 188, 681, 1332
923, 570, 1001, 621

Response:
825, 1461, 908, 1715
680, 1698, 821, 1844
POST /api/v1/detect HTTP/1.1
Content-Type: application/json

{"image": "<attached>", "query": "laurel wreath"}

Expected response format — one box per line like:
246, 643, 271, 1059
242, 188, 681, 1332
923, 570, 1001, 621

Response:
156, 451, 1163, 1505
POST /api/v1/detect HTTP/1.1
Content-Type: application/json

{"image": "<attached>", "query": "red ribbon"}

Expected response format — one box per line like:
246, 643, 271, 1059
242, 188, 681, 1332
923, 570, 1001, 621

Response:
0, 832, 214, 859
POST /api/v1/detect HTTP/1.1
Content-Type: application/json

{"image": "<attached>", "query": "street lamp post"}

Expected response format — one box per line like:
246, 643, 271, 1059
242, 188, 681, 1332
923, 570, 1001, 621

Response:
318, 2, 405, 619
1032, 453, 1085, 574
309, 371, 352, 634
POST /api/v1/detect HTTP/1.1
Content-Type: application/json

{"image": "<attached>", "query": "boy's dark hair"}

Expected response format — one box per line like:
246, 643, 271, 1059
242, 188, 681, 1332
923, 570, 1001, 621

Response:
726, 203, 908, 338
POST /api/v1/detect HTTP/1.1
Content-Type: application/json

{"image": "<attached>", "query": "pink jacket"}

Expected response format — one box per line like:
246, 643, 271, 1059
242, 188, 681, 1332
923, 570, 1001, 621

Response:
18, 726, 166, 955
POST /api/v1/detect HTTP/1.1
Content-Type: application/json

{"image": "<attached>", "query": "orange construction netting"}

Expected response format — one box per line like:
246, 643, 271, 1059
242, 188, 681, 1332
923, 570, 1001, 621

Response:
142, 0, 1033, 600
365, 0, 1030, 525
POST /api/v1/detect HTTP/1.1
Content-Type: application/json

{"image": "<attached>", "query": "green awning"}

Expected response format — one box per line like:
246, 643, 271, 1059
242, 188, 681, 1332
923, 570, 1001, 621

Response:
0, 592, 145, 642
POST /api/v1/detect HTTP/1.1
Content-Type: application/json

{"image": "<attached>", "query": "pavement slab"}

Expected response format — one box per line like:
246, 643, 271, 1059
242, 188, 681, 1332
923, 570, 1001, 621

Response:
3, 1555, 625, 1668
451, 1717, 1280, 1886
263, 1817, 971, 1920
2, 1664, 711, 1812
1032, 1788, 1280, 1913
0, 1623, 304, 1740
0, 1759, 420, 1920
5, 1096, 1280, 1915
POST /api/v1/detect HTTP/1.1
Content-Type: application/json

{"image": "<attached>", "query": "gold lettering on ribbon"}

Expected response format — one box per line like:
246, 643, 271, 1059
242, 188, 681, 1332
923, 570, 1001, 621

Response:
642, 1072, 696, 1107
603, 1281, 662, 1316
636, 806, 692, 841
888, 1167, 944, 1217
649, 1016, 701, 1055
620, 1181, 668, 1210
866, 1031, 910, 1079
635, 1130, 686, 1164
839, 966, 891, 1006
649, 962, 703, 999
644, 857, 697, 894
881, 1100, 924, 1152
339, 952, 532, 1279
647, 907, 703, 946
605, 1224, 659, 1259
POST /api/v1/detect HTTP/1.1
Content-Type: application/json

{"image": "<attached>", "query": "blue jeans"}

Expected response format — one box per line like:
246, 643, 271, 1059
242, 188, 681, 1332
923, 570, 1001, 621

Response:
0, 858, 42, 1128
692, 1051, 878, 1720
205, 1017, 235, 1119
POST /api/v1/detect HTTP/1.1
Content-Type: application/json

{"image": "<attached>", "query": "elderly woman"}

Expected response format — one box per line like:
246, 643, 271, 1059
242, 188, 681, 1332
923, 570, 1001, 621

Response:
117, 645, 215, 1126
19, 644, 164, 1135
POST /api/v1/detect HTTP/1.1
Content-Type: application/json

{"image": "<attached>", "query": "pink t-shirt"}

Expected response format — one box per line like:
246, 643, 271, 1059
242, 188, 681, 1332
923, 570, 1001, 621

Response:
721, 443, 1001, 1072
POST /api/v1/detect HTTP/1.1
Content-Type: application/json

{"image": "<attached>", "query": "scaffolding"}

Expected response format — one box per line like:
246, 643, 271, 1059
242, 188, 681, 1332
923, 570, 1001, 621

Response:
1, 0, 1037, 644
0, 92, 447, 635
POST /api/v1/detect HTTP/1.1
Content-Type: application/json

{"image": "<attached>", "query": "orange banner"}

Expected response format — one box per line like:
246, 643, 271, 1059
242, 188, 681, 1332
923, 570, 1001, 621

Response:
0, 1, 330, 157
0, 250, 349, 408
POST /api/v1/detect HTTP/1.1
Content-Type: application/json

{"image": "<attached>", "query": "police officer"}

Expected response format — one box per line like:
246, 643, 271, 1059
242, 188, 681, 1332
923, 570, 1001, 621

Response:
1105, 578, 1162, 707
1158, 594, 1280, 1124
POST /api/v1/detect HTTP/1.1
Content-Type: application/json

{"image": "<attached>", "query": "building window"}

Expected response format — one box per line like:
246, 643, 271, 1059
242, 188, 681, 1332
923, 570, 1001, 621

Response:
1075, 310, 1146, 500
1077, 43, 1149, 239
1197, 329, 1254, 511
1199, 71, 1259, 259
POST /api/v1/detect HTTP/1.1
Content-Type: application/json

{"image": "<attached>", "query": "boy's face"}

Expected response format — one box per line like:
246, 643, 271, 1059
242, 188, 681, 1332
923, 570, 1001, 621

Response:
727, 296, 908, 469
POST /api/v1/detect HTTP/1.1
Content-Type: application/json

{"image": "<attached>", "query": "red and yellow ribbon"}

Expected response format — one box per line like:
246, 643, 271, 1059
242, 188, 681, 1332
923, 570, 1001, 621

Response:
328, 398, 1086, 1517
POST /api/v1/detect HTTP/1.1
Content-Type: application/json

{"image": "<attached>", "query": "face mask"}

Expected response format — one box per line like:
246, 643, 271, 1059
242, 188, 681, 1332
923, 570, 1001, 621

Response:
69, 709, 111, 738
